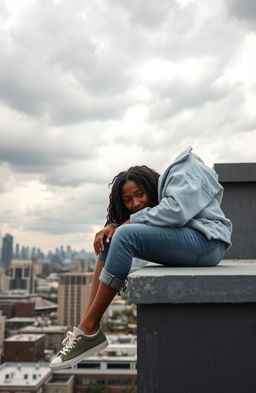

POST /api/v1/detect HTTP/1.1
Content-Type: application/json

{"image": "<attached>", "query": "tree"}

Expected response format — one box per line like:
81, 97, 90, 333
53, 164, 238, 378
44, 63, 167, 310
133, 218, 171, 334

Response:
86, 385, 112, 393
123, 388, 137, 393
111, 310, 121, 320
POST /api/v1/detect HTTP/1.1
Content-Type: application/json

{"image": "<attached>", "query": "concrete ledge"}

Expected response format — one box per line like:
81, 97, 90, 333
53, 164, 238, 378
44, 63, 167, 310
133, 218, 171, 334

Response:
128, 260, 256, 304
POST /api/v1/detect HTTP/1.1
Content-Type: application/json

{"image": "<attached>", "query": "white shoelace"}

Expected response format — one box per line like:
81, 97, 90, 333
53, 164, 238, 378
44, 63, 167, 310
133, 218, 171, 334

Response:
59, 331, 78, 355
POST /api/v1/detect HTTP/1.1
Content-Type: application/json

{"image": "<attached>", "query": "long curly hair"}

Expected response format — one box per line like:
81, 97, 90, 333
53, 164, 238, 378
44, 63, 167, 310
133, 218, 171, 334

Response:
105, 165, 160, 226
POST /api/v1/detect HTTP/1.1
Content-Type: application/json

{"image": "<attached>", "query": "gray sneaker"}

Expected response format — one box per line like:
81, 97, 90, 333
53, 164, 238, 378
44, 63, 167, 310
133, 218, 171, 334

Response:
50, 328, 108, 370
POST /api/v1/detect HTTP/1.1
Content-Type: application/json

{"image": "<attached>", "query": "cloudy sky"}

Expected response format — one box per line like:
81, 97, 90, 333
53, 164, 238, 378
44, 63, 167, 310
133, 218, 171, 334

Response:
0, 0, 256, 254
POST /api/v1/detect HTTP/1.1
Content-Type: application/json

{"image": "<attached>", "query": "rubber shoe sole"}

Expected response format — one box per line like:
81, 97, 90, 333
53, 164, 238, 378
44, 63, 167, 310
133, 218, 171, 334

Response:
50, 339, 108, 370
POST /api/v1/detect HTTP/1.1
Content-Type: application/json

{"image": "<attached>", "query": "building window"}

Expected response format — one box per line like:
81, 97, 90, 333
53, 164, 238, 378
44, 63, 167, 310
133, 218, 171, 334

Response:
76, 377, 90, 385
24, 267, 29, 277
77, 362, 101, 369
97, 379, 105, 385
64, 276, 70, 285
89, 378, 105, 385
108, 378, 132, 385
107, 363, 130, 369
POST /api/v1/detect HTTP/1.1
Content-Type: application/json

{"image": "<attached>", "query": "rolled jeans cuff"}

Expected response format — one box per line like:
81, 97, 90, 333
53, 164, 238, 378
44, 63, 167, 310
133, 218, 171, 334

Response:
99, 268, 125, 292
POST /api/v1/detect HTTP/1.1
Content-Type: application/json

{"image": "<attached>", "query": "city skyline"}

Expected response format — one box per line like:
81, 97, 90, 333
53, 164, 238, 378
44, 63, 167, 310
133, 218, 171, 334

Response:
0, 0, 256, 251
0, 231, 94, 262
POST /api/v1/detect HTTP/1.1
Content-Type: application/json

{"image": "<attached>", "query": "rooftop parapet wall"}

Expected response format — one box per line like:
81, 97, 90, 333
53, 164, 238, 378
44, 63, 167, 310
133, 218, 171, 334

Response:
128, 261, 256, 393
213, 162, 256, 259
214, 163, 256, 182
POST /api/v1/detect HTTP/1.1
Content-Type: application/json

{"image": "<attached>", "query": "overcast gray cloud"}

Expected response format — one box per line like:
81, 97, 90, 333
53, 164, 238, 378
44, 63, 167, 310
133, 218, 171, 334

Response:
227, 0, 256, 24
0, 0, 256, 252
24, 184, 108, 234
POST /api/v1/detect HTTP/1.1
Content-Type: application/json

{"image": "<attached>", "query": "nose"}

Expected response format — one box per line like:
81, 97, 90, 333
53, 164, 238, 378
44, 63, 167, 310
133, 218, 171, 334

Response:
133, 198, 142, 211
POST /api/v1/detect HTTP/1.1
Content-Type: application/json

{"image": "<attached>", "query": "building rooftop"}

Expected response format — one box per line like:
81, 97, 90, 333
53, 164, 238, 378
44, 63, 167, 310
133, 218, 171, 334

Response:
35, 298, 57, 310
0, 293, 38, 300
111, 298, 126, 305
5, 333, 45, 342
107, 334, 137, 345
6, 317, 36, 323
10, 259, 33, 266
2, 297, 57, 311
0, 362, 51, 387
59, 272, 93, 276
20, 325, 68, 333
45, 375, 73, 384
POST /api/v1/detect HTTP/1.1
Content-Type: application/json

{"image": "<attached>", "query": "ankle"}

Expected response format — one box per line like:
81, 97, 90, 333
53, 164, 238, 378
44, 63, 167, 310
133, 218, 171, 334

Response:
78, 323, 100, 335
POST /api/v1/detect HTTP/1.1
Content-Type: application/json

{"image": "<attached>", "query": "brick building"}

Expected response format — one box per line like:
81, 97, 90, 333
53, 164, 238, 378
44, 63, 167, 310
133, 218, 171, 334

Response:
4, 334, 45, 362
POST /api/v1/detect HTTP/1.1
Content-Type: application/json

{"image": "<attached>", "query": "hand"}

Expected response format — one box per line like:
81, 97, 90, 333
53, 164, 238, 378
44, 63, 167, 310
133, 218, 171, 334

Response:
93, 224, 117, 255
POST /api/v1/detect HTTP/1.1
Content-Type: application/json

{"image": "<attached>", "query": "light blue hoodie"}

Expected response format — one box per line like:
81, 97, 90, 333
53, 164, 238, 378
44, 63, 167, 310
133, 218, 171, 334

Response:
130, 146, 232, 249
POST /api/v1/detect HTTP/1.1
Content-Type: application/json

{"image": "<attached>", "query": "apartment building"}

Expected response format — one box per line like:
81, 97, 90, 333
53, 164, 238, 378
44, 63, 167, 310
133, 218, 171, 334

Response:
57, 272, 92, 327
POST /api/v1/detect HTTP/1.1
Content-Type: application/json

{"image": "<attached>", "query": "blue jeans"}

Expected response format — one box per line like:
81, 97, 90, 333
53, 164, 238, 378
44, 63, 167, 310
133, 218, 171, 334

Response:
98, 224, 226, 292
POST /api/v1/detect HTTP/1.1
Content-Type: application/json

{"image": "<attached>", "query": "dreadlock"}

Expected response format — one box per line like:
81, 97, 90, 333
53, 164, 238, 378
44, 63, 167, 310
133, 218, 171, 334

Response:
105, 165, 160, 226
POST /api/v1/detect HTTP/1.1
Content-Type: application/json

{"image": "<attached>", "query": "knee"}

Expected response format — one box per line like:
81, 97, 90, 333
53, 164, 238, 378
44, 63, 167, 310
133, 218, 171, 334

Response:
112, 224, 137, 243
113, 224, 133, 238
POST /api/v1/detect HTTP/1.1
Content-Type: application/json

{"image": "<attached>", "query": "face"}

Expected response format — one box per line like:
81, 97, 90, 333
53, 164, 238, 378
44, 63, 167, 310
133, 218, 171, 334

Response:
121, 180, 151, 214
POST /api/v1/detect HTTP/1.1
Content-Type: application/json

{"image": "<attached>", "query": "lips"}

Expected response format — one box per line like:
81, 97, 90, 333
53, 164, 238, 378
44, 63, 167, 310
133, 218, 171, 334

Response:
132, 206, 145, 213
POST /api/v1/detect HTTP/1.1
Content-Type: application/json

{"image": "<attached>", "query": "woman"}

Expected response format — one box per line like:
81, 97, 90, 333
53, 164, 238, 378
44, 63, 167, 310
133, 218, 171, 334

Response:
50, 146, 232, 370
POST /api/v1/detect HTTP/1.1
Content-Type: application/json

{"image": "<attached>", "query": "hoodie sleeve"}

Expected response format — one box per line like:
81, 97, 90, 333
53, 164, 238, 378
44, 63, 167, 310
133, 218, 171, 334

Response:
130, 172, 216, 227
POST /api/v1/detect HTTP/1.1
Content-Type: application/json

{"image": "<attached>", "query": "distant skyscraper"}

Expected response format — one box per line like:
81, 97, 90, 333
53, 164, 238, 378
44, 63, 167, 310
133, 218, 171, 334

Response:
21, 246, 30, 260
31, 247, 36, 259
60, 245, 65, 259
66, 245, 72, 259
1, 234, 13, 270
15, 243, 20, 259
